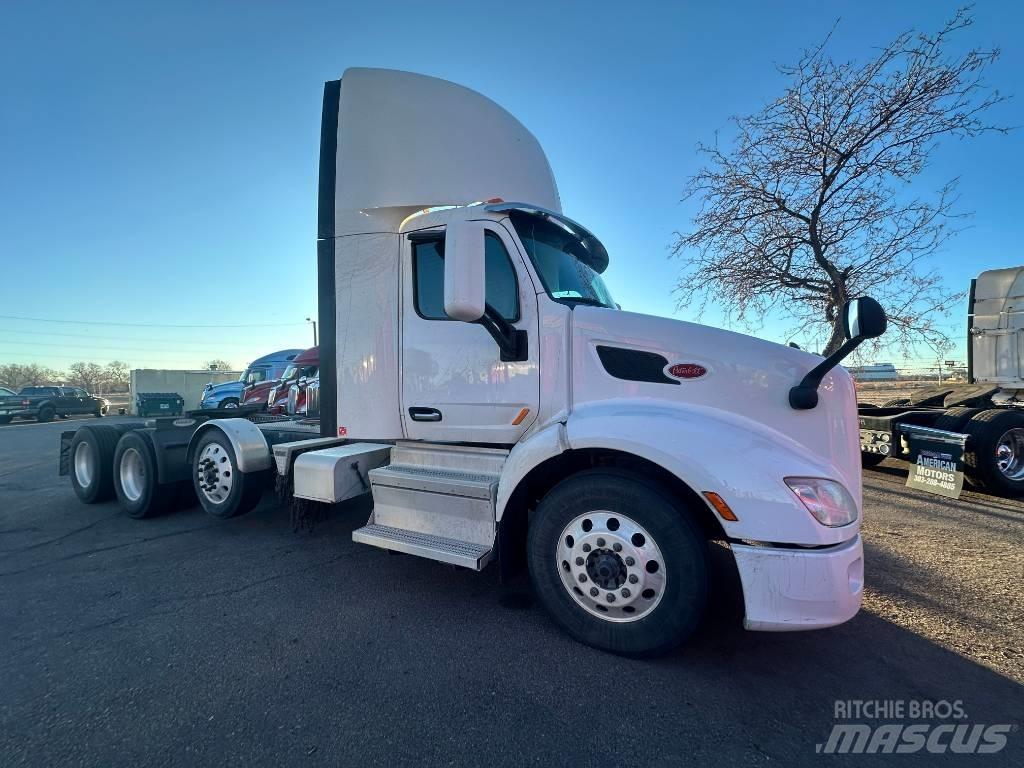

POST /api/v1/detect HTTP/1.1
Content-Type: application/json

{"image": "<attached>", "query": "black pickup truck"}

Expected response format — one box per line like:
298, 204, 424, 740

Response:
0, 386, 109, 424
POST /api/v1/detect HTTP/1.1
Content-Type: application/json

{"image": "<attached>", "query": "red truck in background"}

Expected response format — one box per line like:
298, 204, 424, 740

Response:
261, 346, 318, 415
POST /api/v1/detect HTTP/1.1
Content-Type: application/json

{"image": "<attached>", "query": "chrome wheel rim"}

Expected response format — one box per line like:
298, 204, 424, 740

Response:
74, 441, 94, 488
995, 428, 1024, 480
120, 447, 146, 502
196, 443, 233, 504
556, 511, 666, 623
223, 401, 238, 409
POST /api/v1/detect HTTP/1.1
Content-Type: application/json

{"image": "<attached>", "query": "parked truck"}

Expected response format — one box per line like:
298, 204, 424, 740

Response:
199, 349, 303, 409
59, 68, 886, 656
859, 266, 1024, 498
1, 386, 109, 424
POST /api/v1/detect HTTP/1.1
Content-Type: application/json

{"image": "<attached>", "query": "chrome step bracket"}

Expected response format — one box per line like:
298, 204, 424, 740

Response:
352, 523, 493, 570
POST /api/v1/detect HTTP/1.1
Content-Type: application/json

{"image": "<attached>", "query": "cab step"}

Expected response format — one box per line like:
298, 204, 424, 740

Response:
352, 442, 508, 570
352, 523, 493, 569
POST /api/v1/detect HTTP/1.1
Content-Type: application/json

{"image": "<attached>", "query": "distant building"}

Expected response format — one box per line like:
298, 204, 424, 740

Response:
844, 363, 898, 381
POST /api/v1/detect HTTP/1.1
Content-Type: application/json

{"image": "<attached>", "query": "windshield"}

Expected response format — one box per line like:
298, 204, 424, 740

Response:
508, 209, 616, 309
281, 364, 298, 382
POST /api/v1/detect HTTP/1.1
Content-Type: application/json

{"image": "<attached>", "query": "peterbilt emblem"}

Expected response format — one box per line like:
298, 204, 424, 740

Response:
667, 363, 707, 380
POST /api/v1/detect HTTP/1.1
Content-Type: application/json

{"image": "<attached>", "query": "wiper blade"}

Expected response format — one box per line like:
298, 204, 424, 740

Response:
559, 297, 611, 308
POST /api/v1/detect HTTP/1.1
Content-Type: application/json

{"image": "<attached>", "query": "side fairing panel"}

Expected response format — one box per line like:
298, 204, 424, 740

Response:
335, 232, 403, 439
334, 68, 560, 236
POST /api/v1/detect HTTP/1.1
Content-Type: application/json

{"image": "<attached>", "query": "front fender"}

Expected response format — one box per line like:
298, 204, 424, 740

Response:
520, 400, 859, 547
186, 418, 271, 474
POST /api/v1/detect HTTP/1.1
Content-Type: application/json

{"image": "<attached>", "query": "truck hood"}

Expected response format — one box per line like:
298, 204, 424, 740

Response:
569, 306, 861, 495
204, 381, 242, 396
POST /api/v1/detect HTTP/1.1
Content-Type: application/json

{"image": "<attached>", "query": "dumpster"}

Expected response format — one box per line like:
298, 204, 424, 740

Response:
136, 392, 185, 417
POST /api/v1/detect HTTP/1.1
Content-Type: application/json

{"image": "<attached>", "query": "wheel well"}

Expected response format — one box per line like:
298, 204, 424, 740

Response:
497, 448, 727, 581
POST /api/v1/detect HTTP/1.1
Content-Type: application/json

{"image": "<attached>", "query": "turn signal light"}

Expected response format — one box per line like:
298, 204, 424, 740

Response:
703, 491, 738, 522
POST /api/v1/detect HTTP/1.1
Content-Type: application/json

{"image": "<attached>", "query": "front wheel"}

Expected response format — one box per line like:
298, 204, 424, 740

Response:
527, 470, 708, 657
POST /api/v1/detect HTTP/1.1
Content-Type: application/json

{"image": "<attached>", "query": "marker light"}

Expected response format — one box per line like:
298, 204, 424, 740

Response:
784, 477, 859, 527
702, 491, 738, 522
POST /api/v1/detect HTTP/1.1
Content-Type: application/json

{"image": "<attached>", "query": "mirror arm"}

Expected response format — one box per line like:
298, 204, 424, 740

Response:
474, 304, 528, 362
788, 336, 863, 410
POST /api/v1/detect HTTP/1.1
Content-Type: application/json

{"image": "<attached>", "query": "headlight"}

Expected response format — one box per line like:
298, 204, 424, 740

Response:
784, 477, 858, 527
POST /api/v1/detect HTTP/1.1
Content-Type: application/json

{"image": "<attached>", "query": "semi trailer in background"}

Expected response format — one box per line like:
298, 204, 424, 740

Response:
59, 68, 884, 656
860, 266, 1024, 498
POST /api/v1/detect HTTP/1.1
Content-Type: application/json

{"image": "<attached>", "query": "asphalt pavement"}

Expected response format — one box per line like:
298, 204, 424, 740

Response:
0, 417, 1021, 766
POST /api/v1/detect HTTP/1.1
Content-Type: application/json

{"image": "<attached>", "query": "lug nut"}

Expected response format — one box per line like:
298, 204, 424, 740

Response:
628, 574, 638, 584
612, 543, 622, 552
590, 587, 599, 597
606, 593, 615, 603
596, 538, 606, 547
625, 557, 635, 566
621, 588, 631, 598
578, 574, 587, 583
582, 544, 591, 552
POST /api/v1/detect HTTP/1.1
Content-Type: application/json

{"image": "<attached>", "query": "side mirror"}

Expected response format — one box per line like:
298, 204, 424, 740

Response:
789, 296, 888, 410
842, 296, 887, 341
443, 220, 486, 322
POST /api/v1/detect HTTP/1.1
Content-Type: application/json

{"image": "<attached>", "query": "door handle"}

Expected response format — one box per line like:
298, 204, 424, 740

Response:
409, 407, 442, 422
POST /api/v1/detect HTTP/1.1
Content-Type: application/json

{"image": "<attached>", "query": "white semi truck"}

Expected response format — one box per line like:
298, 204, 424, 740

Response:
59, 68, 885, 656
860, 266, 1024, 497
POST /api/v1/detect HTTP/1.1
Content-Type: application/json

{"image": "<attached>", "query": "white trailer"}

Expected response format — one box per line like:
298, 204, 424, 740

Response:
60, 69, 885, 656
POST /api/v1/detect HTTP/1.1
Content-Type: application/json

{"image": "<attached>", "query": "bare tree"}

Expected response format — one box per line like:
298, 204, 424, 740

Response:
67, 362, 107, 393
205, 359, 233, 371
105, 360, 130, 391
0, 364, 64, 390
674, 8, 1009, 355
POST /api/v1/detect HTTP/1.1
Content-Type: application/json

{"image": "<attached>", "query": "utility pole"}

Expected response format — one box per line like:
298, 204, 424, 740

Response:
306, 316, 318, 346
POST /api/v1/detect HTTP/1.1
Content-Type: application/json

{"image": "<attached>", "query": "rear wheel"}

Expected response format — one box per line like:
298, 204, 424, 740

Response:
932, 406, 983, 433
113, 431, 174, 518
37, 406, 55, 423
962, 409, 1024, 496
70, 425, 122, 503
527, 470, 707, 657
191, 431, 264, 518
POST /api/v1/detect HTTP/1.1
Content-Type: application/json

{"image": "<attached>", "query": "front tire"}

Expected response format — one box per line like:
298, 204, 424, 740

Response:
37, 406, 55, 423
113, 431, 173, 518
191, 431, 264, 518
527, 470, 708, 657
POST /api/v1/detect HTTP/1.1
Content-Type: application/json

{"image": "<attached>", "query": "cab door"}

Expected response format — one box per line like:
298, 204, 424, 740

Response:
401, 222, 539, 444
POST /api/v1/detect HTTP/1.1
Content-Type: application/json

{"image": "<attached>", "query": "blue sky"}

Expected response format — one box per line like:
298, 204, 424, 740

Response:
0, 0, 1020, 372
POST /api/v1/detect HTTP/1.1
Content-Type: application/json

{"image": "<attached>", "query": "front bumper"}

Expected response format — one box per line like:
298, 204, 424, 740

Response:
732, 533, 863, 631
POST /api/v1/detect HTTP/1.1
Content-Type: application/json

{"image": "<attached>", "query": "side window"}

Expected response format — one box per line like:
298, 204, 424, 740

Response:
412, 231, 520, 321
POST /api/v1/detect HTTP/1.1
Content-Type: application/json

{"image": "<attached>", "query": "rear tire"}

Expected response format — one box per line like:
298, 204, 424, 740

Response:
113, 431, 173, 518
37, 406, 55, 423
527, 469, 708, 657
191, 431, 264, 519
932, 406, 983, 433
69, 425, 122, 503
962, 409, 1024, 496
